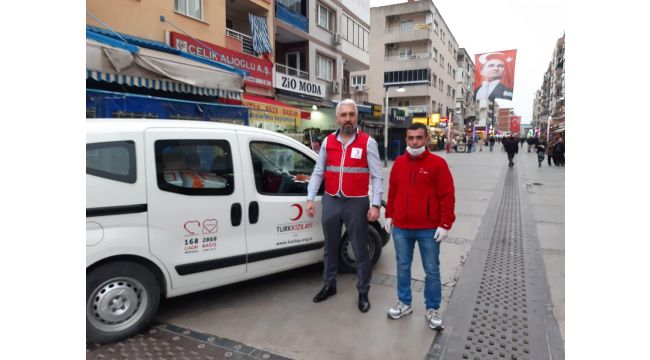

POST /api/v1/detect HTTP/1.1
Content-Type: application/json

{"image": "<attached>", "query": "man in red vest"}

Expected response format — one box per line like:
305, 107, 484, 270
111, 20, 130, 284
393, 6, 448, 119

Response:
384, 123, 456, 330
306, 99, 383, 313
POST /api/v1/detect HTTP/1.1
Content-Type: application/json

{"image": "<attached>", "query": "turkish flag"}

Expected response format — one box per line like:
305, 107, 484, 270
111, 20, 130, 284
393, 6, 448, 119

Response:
510, 116, 521, 133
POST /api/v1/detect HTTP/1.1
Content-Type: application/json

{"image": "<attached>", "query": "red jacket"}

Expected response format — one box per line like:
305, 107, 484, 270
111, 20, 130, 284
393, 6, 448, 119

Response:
323, 131, 370, 197
386, 150, 455, 230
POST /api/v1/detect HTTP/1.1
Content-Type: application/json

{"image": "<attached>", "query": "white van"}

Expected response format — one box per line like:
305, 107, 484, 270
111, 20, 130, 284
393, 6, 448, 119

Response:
86, 119, 389, 343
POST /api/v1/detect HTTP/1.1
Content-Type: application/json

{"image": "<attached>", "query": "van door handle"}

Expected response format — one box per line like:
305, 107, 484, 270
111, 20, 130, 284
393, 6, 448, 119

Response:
231, 203, 242, 227
248, 201, 259, 224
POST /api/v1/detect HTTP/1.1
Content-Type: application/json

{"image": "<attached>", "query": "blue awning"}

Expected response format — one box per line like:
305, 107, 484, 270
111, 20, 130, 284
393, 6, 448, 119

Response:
87, 89, 249, 124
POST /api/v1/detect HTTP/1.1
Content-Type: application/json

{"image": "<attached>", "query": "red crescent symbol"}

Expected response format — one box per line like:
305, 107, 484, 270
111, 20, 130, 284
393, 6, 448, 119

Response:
290, 204, 303, 221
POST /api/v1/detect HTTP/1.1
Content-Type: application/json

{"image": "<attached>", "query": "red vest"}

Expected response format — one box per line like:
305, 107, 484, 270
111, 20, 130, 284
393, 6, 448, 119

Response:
324, 130, 370, 197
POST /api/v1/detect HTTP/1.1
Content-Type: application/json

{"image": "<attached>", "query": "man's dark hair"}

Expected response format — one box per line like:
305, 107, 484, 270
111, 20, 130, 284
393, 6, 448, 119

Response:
408, 123, 428, 135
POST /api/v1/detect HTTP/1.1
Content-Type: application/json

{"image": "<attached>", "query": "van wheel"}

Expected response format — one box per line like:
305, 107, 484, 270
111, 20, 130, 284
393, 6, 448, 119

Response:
338, 226, 382, 274
86, 261, 160, 344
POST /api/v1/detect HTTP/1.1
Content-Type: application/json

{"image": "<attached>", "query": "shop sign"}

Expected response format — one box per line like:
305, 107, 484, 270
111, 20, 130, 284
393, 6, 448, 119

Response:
430, 113, 440, 125
169, 31, 273, 89
372, 104, 382, 118
243, 99, 300, 128
274, 71, 325, 99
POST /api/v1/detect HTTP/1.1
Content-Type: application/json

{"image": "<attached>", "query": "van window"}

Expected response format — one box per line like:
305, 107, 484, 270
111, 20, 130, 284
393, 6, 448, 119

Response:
250, 142, 318, 195
155, 140, 234, 196
86, 141, 136, 183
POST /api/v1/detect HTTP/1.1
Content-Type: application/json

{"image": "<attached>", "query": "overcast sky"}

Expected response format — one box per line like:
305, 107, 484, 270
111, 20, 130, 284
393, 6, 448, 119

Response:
369, 0, 565, 124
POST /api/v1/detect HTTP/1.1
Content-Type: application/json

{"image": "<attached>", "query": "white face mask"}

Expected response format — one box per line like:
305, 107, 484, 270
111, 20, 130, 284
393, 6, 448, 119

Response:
406, 145, 426, 156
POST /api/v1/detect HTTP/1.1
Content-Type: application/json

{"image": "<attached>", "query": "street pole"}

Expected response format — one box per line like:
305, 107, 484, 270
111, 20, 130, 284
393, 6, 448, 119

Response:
384, 86, 389, 168
546, 115, 551, 140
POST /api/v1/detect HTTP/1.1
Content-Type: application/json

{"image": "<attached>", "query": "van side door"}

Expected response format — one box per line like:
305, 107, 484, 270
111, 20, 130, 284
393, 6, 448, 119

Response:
145, 128, 246, 291
236, 131, 324, 274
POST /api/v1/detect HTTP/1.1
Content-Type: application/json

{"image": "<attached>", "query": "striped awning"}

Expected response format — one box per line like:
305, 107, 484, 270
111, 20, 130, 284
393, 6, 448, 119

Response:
86, 70, 242, 100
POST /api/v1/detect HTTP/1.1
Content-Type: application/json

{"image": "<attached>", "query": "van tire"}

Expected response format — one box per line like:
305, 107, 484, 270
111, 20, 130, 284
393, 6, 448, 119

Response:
338, 225, 383, 274
86, 261, 160, 344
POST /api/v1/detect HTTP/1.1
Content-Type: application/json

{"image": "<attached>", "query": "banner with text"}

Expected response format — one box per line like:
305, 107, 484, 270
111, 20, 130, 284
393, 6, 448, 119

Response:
274, 71, 325, 99
170, 31, 273, 89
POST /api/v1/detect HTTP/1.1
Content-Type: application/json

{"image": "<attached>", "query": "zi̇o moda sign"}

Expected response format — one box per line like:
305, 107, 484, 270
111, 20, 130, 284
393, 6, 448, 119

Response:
274, 72, 325, 99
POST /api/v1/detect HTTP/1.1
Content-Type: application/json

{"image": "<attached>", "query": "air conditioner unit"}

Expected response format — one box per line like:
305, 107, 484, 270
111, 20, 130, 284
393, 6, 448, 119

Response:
354, 84, 365, 92
332, 34, 341, 46
331, 81, 340, 94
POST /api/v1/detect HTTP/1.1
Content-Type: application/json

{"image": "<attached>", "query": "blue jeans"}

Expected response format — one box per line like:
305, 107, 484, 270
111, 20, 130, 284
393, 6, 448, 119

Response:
392, 227, 441, 310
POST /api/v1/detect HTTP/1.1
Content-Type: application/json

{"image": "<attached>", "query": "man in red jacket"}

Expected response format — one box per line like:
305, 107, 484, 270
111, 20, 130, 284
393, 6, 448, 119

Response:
384, 123, 456, 330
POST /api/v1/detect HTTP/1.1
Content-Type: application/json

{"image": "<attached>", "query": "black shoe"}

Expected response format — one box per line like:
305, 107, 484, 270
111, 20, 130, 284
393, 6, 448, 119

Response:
358, 292, 371, 313
313, 286, 337, 303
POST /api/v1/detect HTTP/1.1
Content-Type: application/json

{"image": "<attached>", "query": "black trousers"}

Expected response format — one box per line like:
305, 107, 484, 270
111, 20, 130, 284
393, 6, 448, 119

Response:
321, 195, 371, 293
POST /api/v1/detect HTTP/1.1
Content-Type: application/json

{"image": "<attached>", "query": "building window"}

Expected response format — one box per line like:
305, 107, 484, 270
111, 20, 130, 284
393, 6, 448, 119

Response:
384, 68, 430, 85
399, 19, 414, 32
317, 3, 335, 32
174, 0, 202, 20
433, 21, 439, 33
352, 75, 367, 86
316, 54, 334, 81
433, 47, 438, 62
277, 0, 306, 16
432, 74, 437, 88
439, 79, 443, 91
399, 48, 413, 59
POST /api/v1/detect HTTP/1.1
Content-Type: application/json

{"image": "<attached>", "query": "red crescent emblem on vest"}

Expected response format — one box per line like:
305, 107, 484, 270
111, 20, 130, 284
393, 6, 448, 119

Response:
290, 204, 303, 221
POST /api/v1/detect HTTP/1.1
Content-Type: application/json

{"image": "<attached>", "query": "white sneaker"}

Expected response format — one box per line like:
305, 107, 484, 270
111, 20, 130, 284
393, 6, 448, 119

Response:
425, 308, 444, 330
387, 300, 413, 319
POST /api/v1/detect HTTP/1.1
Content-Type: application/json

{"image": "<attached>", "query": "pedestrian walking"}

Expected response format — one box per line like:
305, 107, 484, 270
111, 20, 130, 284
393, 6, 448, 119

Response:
546, 138, 556, 166
466, 137, 473, 153
306, 99, 383, 313
384, 123, 456, 330
535, 138, 547, 167
504, 135, 519, 167
489, 136, 495, 152
553, 137, 565, 166
519, 137, 526, 149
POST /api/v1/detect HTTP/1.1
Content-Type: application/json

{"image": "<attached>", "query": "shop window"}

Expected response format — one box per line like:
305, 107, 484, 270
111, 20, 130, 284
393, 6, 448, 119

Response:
250, 142, 319, 196
174, 0, 202, 20
86, 141, 136, 184
155, 140, 234, 196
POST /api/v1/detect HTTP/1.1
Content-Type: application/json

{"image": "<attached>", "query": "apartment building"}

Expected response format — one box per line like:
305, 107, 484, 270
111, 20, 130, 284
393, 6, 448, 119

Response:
532, 34, 565, 134
455, 48, 476, 128
366, 0, 459, 125
86, 0, 274, 124
274, 0, 371, 131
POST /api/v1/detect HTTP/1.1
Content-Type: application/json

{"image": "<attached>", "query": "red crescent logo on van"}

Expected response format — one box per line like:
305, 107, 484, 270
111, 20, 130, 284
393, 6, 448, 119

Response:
290, 204, 303, 221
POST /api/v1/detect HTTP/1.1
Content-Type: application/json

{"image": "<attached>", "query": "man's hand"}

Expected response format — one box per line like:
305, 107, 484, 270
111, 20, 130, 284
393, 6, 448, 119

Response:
306, 200, 316, 218
384, 218, 393, 233
433, 228, 448, 242
367, 206, 379, 222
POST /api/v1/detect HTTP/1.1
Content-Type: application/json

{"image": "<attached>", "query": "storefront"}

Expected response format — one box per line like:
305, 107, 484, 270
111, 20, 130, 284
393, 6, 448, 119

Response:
242, 94, 306, 132
86, 26, 248, 123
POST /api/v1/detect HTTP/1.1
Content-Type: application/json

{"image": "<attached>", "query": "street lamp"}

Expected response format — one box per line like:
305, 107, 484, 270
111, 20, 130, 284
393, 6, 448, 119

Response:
384, 86, 405, 167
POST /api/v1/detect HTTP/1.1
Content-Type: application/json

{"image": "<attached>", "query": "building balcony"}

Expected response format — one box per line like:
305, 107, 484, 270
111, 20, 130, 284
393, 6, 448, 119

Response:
275, 2, 308, 33
385, 52, 431, 62
275, 63, 309, 80
226, 28, 255, 56
384, 26, 432, 44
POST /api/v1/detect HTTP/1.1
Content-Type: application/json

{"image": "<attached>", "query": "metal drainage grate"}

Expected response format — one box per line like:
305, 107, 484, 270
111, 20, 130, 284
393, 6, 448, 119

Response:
427, 167, 563, 360
86, 322, 291, 360
461, 171, 530, 359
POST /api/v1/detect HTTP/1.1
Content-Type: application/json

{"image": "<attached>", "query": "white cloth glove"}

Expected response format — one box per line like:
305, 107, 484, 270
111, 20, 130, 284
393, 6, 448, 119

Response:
434, 228, 448, 242
385, 218, 393, 233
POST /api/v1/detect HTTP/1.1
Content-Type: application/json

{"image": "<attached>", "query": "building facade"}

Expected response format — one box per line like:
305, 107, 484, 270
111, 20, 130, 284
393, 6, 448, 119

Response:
365, 0, 459, 120
455, 48, 476, 134
532, 34, 565, 134
274, 0, 371, 132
